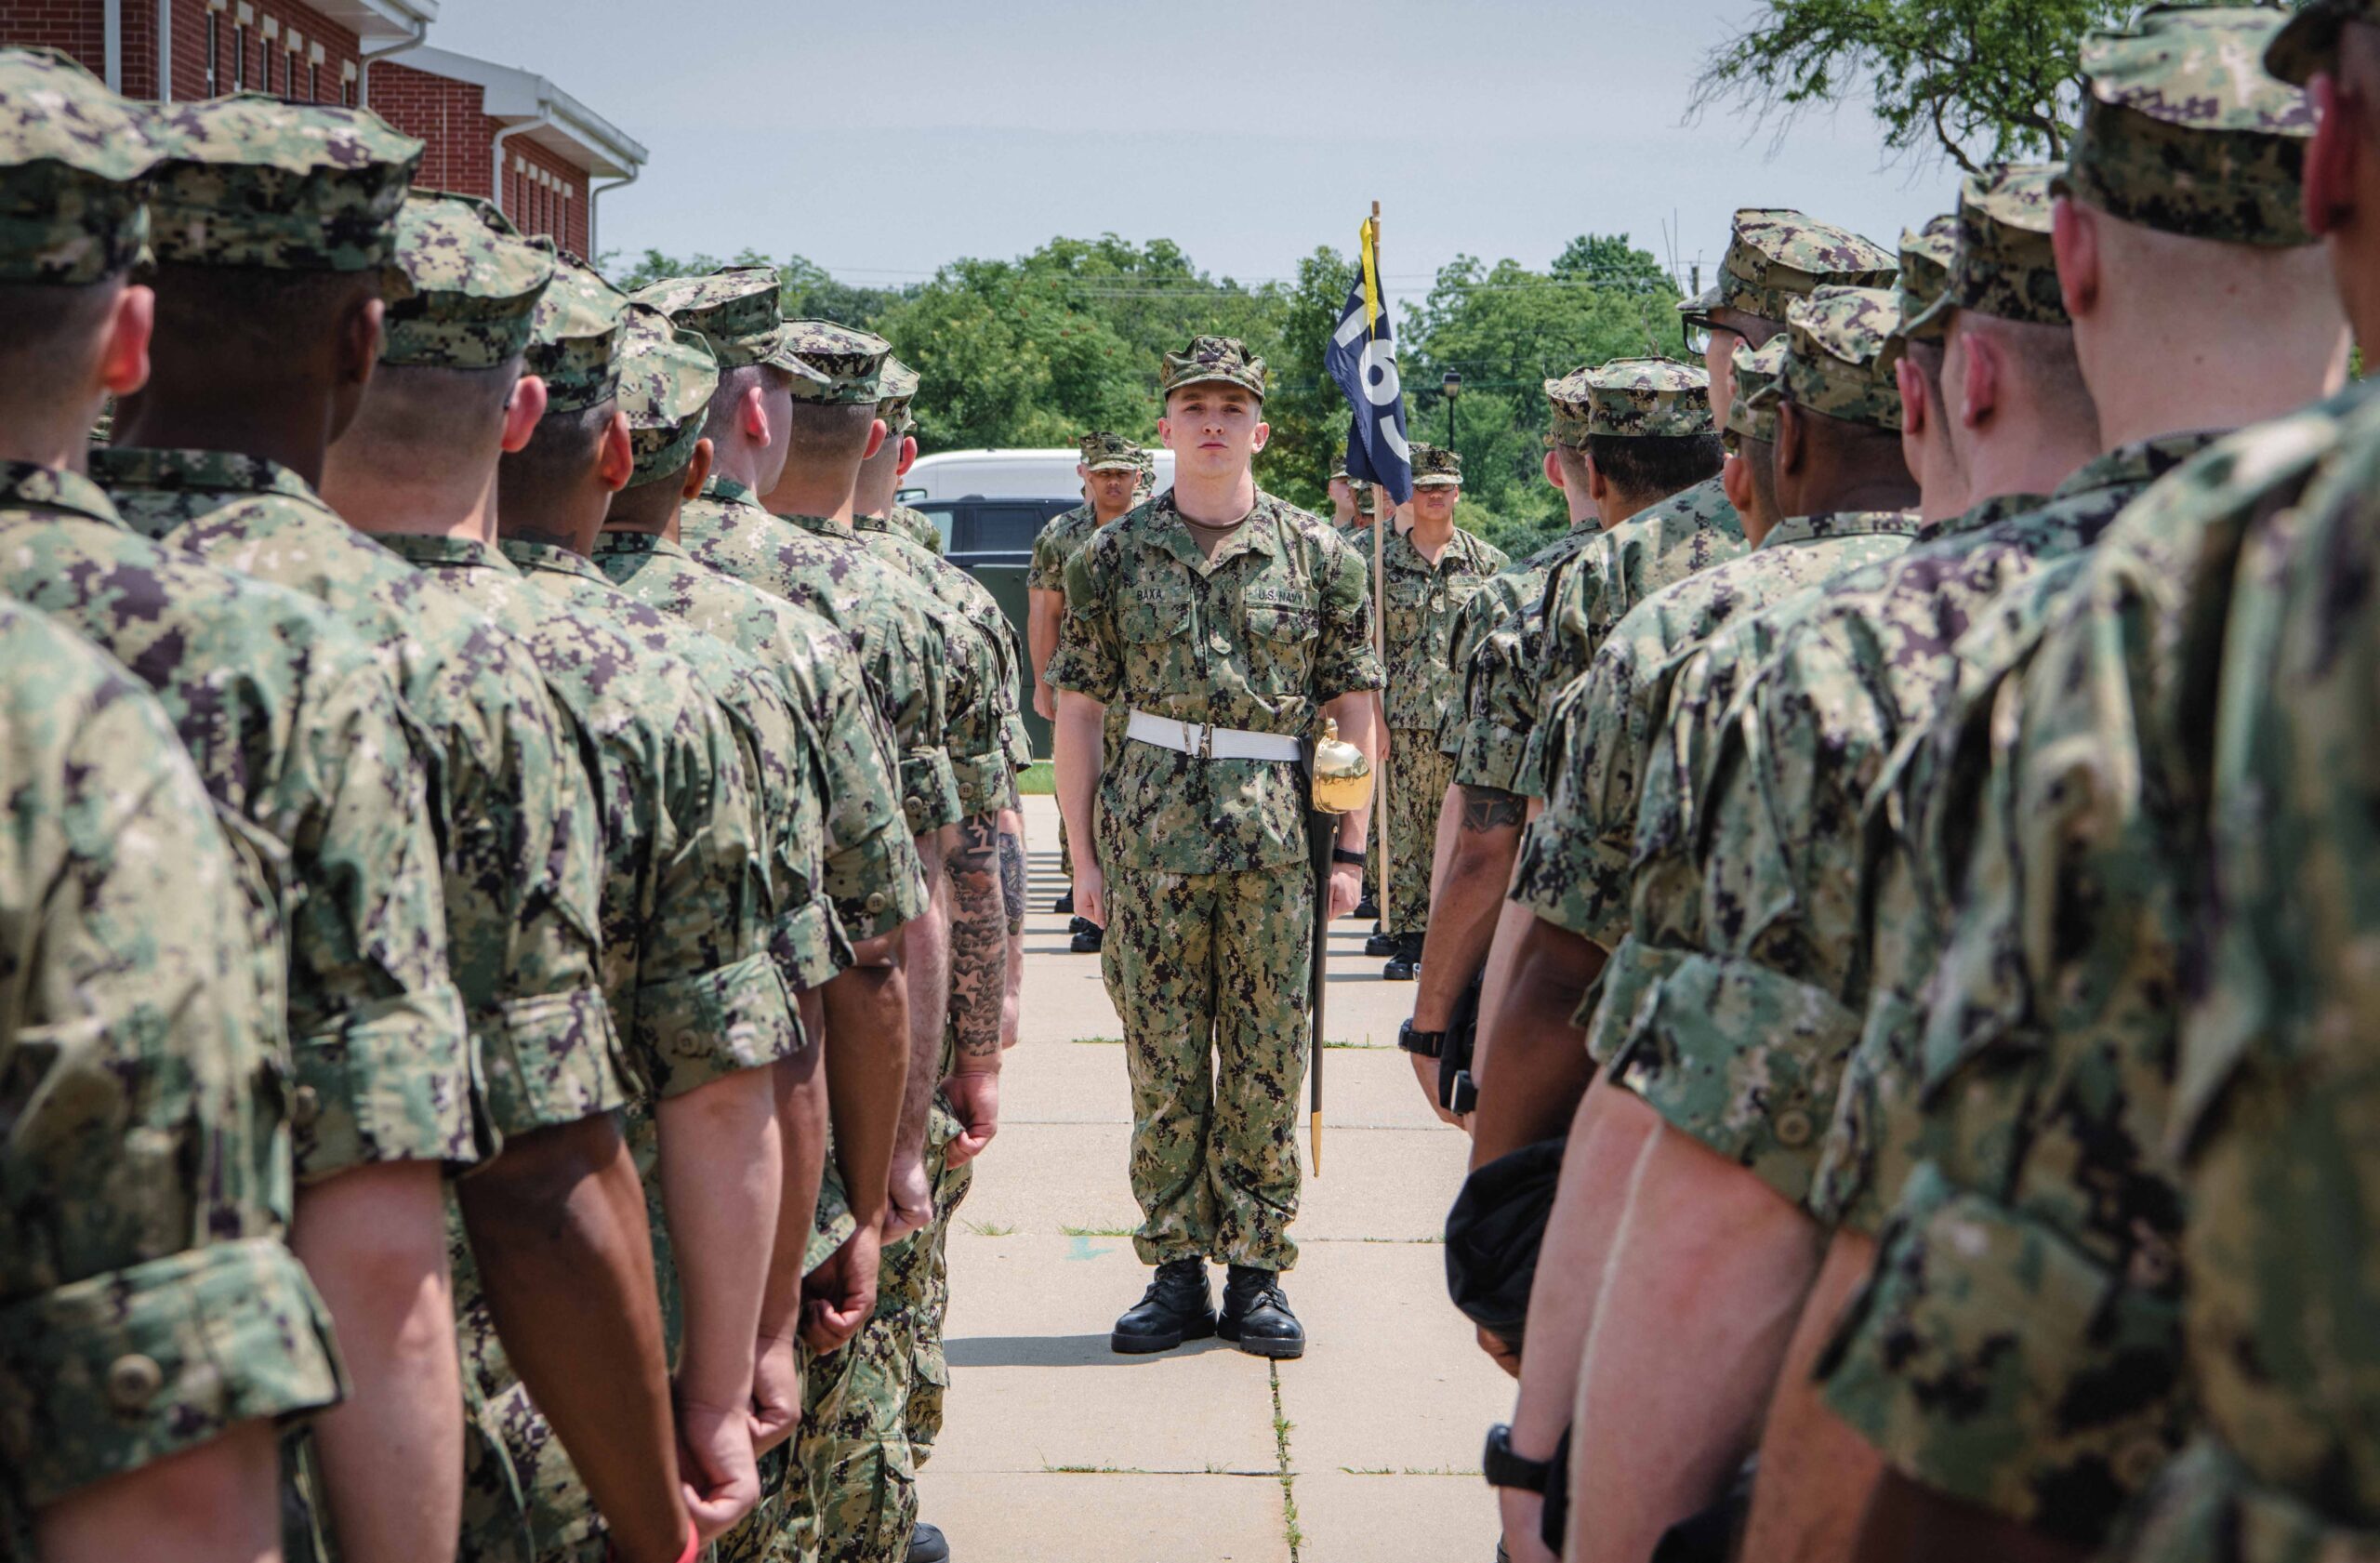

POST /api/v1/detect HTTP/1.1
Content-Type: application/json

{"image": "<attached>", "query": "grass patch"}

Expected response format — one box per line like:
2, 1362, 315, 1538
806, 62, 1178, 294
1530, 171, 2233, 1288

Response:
1059, 1222, 1138, 1238
1272, 1364, 1302, 1558
961, 1220, 1017, 1237
1017, 761, 1053, 795
1068, 1035, 1125, 1045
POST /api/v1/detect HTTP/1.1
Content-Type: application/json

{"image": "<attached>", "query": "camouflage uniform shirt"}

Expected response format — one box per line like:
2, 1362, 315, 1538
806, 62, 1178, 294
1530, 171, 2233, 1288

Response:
1442, 525, 1603, 788
502, 537, 848, 995
1815, 428, 2305, 1544
94, 446, 626, 1143
0, 462, 469, 1180
591, 528, 925, 946
680, 477, 962, 836
1380, 523, 1508, 734
854, 511, 1032, 776
0, 600, 340, 1530
1513, 510, 1919, 953
1518, 475, 1747, 796
2130, 387, 2380, 1558
783, 510, 1012, 816
1047, 489, 1383, 875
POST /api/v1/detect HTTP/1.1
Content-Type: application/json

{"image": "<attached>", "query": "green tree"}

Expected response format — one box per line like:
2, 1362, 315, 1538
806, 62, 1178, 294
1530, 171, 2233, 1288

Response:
1398, 237, 1684, 557
1691, 0, 2129, 173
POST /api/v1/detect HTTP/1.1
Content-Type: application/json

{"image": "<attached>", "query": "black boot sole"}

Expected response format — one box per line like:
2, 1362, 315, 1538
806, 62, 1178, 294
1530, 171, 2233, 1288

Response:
1110, 1314, 1218, 1355
1216, 1318, 1305, 1359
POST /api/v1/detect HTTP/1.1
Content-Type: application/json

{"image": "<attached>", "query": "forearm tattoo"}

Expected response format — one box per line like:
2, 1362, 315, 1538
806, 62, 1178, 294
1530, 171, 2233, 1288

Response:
1460, 785, 1527, 833
947, 815, 1007, 1062
998, 828, 1027, 933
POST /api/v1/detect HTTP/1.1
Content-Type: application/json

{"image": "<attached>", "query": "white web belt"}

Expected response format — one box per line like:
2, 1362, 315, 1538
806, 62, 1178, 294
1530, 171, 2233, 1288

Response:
1125, 710, 1302, 762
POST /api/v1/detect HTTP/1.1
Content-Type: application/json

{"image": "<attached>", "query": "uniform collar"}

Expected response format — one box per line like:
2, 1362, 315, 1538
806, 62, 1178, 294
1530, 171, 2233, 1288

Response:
2056, 430, 2228, 501
779, 511, 853, 538
377, 532, 516, 574
702, 474, 759, 507
499, 537, 609, 584
92, 445, 322, 506
1760, 510, 1917, 550
0, 460, 124, 526
1150, 488, 1280, 574
595, 529, 694, 564
853, 511, 895, 535
1913, 490, 2053, 547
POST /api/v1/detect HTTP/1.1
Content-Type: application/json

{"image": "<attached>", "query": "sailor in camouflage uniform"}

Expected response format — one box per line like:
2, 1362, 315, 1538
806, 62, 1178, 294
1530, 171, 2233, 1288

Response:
1483, 304, 1918, 1563
2131, 17, 2380, 1550
100, 116, 669, 1553
0, 49, 342, 1558
332, 207, 806, 1561
1051, 335, 1382, 1359
1371, 443, 1504, 982
1030, 430, 1147, 949
597, 299, 932, 1563
1453, 209, 1901, 1159
0, 61, 475, 1563
1407, 359, 1723, 1122
1805, 11, 2355, 1557
784, 325, 1011, 1563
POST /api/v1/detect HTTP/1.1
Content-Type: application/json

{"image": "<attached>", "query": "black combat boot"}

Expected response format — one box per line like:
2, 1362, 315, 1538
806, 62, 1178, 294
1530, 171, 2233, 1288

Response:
1364, 929, 1398, 958
907, 1520, 951, 1562
1111, 1258, 1216, 1354
1069, 920, 1104, 955
1383, 932, 1424, 981
1353, 892, 1380, 921
1218, 1265, 1305, 1359
1053, 888, 1074, 915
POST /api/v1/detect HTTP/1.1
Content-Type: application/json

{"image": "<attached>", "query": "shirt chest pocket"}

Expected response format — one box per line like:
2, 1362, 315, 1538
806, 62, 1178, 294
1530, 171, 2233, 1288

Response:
1119, 587, 1197, 694
1242, 598, 1320, 695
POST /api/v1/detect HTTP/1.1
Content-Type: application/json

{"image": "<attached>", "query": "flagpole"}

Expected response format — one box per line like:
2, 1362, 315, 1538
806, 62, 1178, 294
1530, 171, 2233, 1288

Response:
1368, 200, 1390, 964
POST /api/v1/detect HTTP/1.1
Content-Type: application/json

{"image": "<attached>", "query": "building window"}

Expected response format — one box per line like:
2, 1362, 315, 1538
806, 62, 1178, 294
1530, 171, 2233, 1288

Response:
310, 60, 320, 100
232, 27, 245, 88
206, 12, 219, 92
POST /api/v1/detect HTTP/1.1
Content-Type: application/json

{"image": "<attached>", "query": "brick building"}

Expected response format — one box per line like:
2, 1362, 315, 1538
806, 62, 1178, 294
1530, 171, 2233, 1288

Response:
374, 45, 643, 258
0, 1, 646, 256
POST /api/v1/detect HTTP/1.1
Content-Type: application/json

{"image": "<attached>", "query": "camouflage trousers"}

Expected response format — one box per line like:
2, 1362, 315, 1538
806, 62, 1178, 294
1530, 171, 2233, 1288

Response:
1384, 727, 1452, 936
723, 1117, 972, 1563
1101, 864, 1312, 1271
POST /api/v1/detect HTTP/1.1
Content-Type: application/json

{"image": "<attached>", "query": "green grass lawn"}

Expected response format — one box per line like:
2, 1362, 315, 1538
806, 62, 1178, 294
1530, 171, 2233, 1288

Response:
1016, 761, 1053, 795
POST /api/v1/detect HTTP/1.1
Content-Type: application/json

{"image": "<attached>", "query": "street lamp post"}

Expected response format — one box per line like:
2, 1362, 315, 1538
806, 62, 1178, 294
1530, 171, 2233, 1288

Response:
1442, 368, 1462, 452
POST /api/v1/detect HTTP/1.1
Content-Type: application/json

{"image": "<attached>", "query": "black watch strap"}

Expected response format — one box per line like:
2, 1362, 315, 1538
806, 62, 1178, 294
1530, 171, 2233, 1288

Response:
1482, 1424, 1554, 1493
1331, 846, 1367, 868
1397, 1018, 1445, 1059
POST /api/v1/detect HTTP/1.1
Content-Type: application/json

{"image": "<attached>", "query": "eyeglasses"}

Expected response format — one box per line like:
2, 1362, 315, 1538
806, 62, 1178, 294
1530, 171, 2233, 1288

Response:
1681, 319, 1714, 359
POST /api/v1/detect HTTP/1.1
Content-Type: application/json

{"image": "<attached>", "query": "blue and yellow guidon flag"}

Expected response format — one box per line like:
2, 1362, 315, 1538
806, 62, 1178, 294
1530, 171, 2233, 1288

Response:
1325, 216, 1412, 504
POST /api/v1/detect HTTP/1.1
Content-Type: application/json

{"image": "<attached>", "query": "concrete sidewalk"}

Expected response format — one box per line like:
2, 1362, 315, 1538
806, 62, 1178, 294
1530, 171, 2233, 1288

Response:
919, 796, 1506, 1562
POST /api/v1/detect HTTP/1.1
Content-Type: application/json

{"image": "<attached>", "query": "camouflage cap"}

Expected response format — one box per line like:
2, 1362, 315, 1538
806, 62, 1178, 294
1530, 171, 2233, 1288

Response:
1080, 430, 1143, 472
1675, 280, 1724, 329
1543, 365, 1599, 450
784, 318, 890, 405
616, 303, 720, 485
1714, 208, 1898, 325
1911, 164, 2069, 336
1726, 337, 1789, 448
1895, 216, 1959, 344
1409, 443, 1462, 487
1329, 459, 1351, 483
2268, 0, 2380, 85
143, 93, 420, 272
525, 251, 629, 412
2061, 6, 2316, 246
631, 266, 833, 394
1159, 335, 1267, 400
1582, 357, 1712, 439
379, 191, 554, 370
878, 355, 920, 433
1756, 285, 1905, 432
0, 47, 160, 285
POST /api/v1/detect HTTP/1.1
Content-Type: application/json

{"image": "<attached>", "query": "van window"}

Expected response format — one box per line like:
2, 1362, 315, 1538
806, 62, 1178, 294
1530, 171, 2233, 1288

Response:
962, 503, 1064, 555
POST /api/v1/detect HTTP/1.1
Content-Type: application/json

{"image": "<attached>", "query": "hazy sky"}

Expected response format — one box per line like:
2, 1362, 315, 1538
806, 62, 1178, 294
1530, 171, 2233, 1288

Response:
426, 0, 1962, 298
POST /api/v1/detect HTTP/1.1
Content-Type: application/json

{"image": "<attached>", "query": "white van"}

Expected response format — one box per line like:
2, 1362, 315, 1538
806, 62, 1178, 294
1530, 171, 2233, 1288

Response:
896, 446, 1175, 506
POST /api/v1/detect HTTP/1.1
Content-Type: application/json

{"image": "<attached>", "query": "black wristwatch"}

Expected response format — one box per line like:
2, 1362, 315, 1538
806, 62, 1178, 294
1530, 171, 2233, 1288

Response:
1331, 846, 1367, 868
1397, 1018, 1446, 1059
1482, 1424, 1554, 1493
